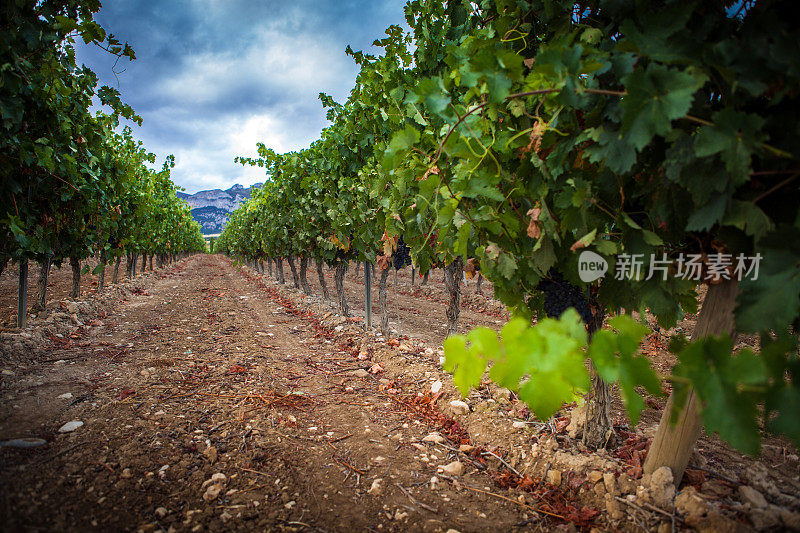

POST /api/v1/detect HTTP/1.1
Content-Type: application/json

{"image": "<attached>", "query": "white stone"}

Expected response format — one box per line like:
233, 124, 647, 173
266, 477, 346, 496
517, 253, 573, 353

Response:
58, 420, 84, 433
57, 392, 73, 400
367, 478, 384, 495
449, 400, 470, 415
431, 380, 443, 394
422, 433, 445, 444
438, 461, 464, 476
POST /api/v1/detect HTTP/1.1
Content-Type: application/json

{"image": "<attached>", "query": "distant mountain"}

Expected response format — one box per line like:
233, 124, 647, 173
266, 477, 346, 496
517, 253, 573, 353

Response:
178, 183, 262, 234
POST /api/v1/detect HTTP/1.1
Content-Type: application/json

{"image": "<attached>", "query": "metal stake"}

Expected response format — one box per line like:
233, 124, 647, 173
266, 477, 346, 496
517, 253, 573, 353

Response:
364, 260, 372, 330
18, 259, 28, 328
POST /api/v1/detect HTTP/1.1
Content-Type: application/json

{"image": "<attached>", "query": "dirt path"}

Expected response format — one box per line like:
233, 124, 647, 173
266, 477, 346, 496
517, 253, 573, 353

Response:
4, 255, 798, 532
0, 255, 547, 532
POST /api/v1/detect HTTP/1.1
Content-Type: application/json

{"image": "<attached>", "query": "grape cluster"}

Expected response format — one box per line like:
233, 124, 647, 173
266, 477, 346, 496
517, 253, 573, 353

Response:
393, 236, 412, 270
536, 270, 592, 323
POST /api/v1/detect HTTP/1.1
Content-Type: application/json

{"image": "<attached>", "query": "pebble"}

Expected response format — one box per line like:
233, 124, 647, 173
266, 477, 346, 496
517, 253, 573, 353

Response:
649, 466, 676, 508
368, 478, 384, 495
422, 433, 445, 444
58, 421, 84, 433
155, 507, 168, 519
431, 380, 442, 393
204, 446, 218, 463
449, 400, 470, 415
201, 473, 227, 489
203, 483, 223, 502
57, 392, 74, 400
438, 461, 464, 476
738, 485, 768, 509
675, 487, 708, 517
352, 369, 369, 378
0, 438, 47, 448
512, 421, 526, 429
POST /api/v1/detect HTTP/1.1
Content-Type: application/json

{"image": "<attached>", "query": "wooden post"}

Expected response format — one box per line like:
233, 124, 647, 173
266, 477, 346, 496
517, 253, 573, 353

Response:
32, 256, 51, 312
364, 260, 372, 329
17, 259, 28, 328
443, 257, 464, 336
98, 251, 106, 291
643, 280, 739, 485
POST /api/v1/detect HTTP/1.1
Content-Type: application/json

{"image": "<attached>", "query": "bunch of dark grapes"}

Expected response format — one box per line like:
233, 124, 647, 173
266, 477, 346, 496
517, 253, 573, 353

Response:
536, 270, 592, 323
393, 236, 412, 270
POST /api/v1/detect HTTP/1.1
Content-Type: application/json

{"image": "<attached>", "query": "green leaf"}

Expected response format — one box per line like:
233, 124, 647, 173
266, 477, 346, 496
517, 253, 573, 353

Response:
454, 220, 471, 258
496, 251, 517, 279
621, 64, 707, 150
588, 315, 656, 424
415, 77, 451, 115
571, 228, 597, 251
580, 28, 603, 44
443, 335, 487, 396
768, 387, 800, 448
674, 336, 766, 454
694, 110, 765, 183
736, 227, 800, 332
642, 230, 663, 246
686, 193, 728, 231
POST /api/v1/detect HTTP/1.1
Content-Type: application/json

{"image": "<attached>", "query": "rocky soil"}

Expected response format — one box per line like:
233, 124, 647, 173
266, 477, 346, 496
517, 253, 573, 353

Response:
0, 255, 798, 532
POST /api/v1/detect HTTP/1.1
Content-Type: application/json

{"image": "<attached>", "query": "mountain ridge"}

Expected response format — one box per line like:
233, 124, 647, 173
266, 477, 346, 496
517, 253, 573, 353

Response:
179, 183, 262, 234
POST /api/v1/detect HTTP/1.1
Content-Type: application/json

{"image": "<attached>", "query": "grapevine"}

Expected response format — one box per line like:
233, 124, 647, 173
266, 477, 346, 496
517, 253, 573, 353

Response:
216, 0, 800, 483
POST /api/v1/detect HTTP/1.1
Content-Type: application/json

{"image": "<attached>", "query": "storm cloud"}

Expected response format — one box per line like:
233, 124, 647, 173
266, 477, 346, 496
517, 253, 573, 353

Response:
76, 0, 406, 193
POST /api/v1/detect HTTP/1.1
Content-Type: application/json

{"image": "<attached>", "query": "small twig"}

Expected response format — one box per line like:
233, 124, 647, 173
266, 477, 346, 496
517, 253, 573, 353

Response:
396, 483, 438, 513
481, 450, 521, 477
614, 495, 686, 524
333, 455, 365, 475
36, 441, 89, 464
330, 433, 352, 443
236, 466, 271, 477
753, 172, 799, 203
691, 466, 742, 485
438, 474, 564, 519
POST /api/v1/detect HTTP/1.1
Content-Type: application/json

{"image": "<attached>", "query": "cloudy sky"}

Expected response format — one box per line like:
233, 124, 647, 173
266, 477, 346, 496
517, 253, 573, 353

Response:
75, 1, 407, 193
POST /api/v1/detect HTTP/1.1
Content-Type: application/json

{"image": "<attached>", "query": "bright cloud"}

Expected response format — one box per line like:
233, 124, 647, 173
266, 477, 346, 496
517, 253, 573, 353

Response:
75, 0, 405, 193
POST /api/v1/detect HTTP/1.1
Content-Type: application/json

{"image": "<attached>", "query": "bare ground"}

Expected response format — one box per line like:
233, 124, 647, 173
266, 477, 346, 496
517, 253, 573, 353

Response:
0, 256, 567, 532
1, 255, 798, 532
